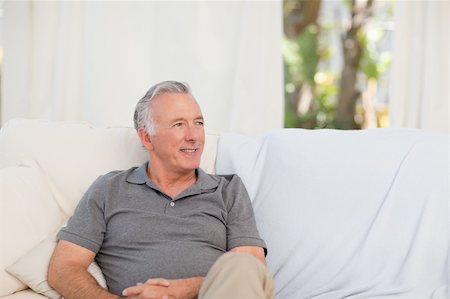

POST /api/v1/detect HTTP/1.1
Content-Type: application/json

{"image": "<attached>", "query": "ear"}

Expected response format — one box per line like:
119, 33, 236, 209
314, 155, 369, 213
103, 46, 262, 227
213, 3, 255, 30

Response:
137, 128, 154, 151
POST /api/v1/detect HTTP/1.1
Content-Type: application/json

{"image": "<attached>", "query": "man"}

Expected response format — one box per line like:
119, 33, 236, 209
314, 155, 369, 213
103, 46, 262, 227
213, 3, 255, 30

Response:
48, 81, 274, 299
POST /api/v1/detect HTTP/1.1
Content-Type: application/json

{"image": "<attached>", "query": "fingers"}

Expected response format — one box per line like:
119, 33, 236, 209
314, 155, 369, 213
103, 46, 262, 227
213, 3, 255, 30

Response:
122, 284, 144, 297
122, 279, 170, 298
145, 278, 170, 287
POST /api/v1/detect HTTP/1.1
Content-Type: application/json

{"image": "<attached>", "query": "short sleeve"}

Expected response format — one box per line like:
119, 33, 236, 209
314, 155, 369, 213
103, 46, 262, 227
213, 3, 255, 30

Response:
57, 176, 107, 253
223, 175, 267, 255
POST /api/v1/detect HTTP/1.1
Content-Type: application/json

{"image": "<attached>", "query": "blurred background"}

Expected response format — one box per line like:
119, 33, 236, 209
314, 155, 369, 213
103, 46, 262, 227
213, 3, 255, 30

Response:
0, 0, 448, 135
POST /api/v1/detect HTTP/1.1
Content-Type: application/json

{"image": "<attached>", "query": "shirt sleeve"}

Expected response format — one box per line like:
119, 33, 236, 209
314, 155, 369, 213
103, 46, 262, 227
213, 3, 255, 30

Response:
223, 175, 267, 255
57, 176, 107, 253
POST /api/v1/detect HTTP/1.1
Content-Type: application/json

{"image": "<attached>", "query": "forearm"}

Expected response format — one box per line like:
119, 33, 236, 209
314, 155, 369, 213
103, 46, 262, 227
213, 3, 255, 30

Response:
48, 262, 118, 299
168, 277, 204, 299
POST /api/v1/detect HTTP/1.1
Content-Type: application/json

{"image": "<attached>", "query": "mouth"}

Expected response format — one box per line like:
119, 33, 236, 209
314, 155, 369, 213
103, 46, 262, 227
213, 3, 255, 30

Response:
180, 148, 198, 154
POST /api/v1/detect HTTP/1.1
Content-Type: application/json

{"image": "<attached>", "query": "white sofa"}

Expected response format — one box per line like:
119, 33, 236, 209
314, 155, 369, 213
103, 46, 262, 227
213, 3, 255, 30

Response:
0, 118, 448, 299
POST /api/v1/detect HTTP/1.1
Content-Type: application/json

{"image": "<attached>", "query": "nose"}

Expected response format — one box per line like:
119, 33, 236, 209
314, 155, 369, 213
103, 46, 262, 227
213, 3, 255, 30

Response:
184, 126, 198, 141
185, 124, 204, 142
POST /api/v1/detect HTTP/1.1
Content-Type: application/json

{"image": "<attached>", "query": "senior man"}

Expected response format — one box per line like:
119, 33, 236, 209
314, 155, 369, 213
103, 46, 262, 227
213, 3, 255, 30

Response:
48, 81, 274, 299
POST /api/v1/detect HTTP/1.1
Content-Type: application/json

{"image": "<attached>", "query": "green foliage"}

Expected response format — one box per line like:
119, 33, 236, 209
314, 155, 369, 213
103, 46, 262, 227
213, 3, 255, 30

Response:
283, 38, 303, 84
283, 23, 337, 129
283, 0, 393, 129
342, 0, 353, 11
358, 28, 392, 79
283, 25, 320, 85
298, 26, 320, 83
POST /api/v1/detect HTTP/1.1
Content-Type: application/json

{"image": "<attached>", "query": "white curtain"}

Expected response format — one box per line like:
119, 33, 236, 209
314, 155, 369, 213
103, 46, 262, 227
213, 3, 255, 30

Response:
389, 1, 449, 132
1, 1, 283, 135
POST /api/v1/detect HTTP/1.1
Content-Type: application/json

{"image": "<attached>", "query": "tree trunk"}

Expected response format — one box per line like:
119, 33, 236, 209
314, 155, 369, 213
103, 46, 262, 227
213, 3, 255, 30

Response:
335, 32, 362, 129
335, 0, 375, 129
284, 0, 321, 38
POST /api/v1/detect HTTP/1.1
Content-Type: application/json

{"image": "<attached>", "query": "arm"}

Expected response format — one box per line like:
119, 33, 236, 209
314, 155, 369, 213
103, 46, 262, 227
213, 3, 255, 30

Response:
231, 246, 266, 264
224, 176, 268, 265
123, 247, 263, 299
123, 247, 264, 299
48, 240, 119, 299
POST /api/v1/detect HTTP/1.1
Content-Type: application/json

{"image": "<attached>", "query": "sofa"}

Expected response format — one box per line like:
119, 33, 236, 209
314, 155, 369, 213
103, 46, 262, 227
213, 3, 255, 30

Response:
0, 118, 448, 299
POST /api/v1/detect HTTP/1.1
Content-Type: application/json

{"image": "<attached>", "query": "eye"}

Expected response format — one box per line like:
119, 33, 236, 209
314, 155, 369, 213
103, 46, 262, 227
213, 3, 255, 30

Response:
196, 120, 204, 126
173, 122, 183, 128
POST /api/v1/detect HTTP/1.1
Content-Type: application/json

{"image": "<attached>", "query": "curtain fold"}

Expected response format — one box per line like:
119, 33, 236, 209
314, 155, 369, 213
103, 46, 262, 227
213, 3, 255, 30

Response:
389, 1, 449, 132
2, 1, 283, 135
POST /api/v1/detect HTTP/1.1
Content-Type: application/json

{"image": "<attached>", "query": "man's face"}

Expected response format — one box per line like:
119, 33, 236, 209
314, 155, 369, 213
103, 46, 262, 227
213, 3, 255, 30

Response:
148, 92, 205, 175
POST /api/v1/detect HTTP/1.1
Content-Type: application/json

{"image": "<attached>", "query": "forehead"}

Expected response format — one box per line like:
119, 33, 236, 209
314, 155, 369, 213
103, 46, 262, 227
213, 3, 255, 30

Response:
150, 92, 202, 118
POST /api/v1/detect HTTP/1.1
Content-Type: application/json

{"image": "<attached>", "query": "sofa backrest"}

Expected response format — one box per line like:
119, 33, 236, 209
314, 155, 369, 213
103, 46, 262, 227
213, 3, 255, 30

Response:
0, 118, 218, 218
215, 128, 449, 298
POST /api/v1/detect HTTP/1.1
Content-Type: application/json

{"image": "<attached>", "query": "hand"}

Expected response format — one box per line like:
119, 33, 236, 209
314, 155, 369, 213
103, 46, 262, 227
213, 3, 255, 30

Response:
122, 278, 171, 299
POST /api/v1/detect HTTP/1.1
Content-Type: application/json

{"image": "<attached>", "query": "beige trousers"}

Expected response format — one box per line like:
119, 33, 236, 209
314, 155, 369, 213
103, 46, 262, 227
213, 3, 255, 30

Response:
198, 252, 275, 299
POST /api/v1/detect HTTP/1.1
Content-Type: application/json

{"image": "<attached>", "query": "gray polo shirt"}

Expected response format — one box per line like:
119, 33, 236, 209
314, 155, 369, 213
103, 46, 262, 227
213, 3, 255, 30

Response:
57, 162, 266, 295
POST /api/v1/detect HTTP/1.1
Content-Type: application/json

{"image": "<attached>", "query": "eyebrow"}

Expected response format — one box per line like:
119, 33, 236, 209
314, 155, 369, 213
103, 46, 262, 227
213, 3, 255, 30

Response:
171, 116, 204, 123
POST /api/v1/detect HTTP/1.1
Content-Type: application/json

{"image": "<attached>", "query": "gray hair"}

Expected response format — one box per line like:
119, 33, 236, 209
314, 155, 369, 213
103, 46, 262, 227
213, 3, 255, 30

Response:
133, 81, 192, 135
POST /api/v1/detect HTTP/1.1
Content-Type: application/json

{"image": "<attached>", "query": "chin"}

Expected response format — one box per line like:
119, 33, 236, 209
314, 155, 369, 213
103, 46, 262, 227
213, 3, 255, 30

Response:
180, 162, 200, 172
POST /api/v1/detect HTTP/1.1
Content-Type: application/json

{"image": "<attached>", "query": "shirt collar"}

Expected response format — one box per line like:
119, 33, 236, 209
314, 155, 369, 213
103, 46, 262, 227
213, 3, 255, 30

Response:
126, 162, 219, 197
126, 162, 149, 184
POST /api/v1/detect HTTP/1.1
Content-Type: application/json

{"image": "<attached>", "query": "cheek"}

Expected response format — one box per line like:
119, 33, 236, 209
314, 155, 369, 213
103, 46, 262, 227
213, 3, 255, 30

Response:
197, 129, 206, 143
158, 132, 184, 145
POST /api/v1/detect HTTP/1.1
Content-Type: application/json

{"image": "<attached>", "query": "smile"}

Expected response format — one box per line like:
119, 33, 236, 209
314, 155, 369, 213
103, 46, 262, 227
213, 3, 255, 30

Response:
180, 148, 197, 153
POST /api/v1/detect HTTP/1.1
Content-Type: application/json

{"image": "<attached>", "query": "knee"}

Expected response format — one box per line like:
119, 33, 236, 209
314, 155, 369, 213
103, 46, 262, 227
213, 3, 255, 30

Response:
216, 252, 265, 273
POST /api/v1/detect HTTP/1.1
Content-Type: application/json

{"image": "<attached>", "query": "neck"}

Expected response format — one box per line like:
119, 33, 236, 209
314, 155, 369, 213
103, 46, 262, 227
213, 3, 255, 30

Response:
147, 164, 197, 198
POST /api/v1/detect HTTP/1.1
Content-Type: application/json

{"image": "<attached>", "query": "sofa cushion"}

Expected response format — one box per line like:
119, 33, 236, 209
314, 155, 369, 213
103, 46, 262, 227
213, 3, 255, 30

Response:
6, 226, 107, 299
0, 289, 47, 299
0, 119, 218, 218
0, 159, 64, 297
0, 119, 148, 218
